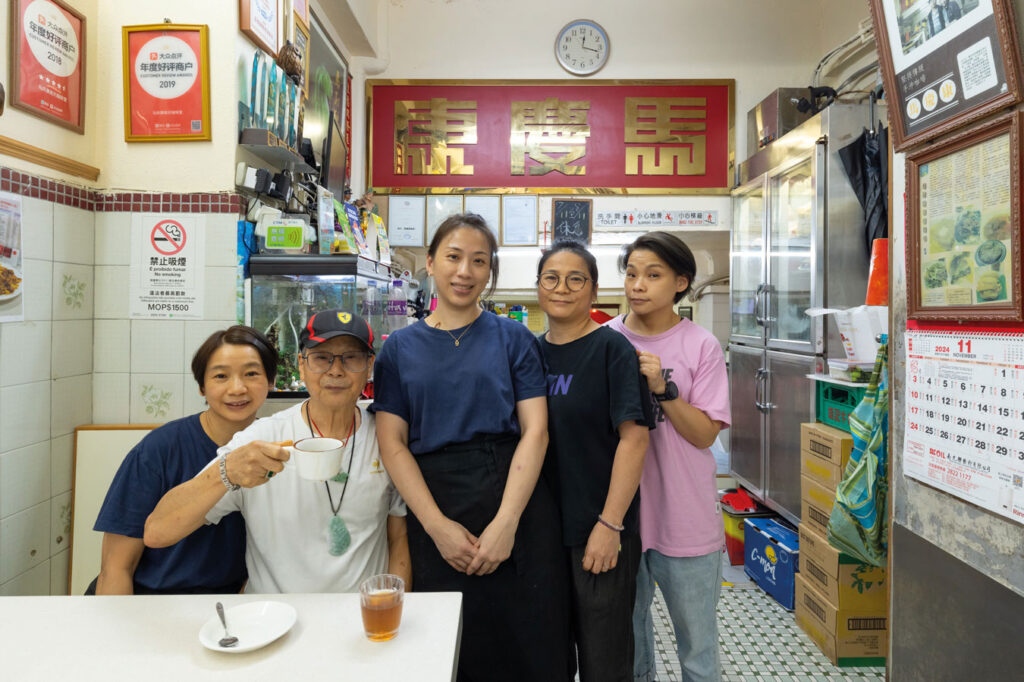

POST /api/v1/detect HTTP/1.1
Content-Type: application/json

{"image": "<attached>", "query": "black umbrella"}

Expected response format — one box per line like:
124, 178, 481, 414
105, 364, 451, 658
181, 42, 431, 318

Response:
839, 122, 889, 257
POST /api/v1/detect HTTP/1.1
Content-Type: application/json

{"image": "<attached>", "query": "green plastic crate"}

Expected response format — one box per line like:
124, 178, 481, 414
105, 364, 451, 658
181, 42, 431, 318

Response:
815, 381, 868, 431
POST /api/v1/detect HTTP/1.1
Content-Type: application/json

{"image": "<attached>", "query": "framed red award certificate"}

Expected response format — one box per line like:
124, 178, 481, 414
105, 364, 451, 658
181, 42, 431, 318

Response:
121, 24, 211, 142
8, 0, 86, 133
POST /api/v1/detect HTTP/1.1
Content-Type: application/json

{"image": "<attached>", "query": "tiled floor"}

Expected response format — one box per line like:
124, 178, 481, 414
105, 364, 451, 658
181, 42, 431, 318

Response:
645, 560, 886, 682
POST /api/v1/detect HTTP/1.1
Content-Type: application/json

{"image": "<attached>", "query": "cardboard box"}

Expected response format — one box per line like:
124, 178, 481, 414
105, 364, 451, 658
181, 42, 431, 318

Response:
798, 525, 887, 609
800, 422, 854, 490
801, 474, 836, 538
795, 575, 887, 667
743, 517, 799, 610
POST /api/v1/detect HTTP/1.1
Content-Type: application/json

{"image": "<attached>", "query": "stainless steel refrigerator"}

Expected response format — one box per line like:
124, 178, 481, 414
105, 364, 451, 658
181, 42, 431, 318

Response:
728, 101, 883, 524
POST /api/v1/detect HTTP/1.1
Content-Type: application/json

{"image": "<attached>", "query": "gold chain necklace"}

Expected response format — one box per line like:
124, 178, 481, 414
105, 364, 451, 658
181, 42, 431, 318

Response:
434, 314, 479, 347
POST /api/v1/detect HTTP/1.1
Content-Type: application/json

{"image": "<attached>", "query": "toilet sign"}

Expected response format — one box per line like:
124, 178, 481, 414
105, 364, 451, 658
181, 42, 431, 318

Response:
130, 213, 205, 319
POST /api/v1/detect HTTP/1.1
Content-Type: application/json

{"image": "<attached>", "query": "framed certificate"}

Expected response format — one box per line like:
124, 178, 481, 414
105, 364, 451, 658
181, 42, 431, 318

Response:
501, 195, 538, 246
426, 195, 464, 245
907, 110, 1022, 321
464, 195, 501, 241
868, 0, 1022, 151
294, 0, 309, 29
387, 195, 426, 247
239, 0, 279, 57
8, 0, 86, 133
121, 24, 211, 142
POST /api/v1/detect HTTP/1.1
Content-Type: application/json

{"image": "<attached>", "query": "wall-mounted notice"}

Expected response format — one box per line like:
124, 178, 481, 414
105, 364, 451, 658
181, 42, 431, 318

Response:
501, 195, 538, 245
904, 329, 1024, 525
426, 195, 464, 245
595, 209, 719, 229
464, 195, 501, 241
388, 196, 426, 247
130, 214, 205, 319
0, 193, 25, 323
551, 198, 592, 245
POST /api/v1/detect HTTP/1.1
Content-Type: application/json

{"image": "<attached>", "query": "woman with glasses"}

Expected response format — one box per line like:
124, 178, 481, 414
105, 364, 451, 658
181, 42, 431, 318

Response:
373, 214, 571, 681
144, 310, 410, 593
606, 232, 730, 682
90, 325, 276, 595
535, 241, 651, 682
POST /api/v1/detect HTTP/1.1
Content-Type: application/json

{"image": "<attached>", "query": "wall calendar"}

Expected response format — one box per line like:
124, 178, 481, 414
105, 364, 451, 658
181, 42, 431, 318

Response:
904, 329, 1024, 525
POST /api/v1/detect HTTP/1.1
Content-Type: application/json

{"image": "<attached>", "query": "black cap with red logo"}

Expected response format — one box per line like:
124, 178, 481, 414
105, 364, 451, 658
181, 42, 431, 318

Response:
299, 309, 375, 353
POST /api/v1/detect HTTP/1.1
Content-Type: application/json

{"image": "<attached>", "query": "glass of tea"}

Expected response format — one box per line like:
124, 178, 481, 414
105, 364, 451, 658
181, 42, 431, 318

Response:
359, 574, 405, 641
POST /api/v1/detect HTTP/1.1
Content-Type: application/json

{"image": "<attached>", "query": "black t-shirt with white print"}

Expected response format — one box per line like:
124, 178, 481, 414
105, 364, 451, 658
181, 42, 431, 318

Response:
539, 325, 652, 547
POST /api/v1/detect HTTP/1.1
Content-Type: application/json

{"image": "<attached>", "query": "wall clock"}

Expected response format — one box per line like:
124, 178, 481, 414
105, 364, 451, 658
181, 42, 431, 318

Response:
555, 20, 609, 76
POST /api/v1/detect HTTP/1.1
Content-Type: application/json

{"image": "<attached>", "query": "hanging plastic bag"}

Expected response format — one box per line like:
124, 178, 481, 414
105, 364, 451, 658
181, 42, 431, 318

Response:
826, 339, 889, 566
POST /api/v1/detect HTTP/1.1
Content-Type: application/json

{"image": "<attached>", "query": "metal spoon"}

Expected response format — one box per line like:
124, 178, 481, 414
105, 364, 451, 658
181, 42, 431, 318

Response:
215, 601, 238, 648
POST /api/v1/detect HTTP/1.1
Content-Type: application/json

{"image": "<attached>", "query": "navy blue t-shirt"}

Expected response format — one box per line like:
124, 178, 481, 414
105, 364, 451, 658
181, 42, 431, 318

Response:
94, 414, 247, 593
371, 312, 548, 454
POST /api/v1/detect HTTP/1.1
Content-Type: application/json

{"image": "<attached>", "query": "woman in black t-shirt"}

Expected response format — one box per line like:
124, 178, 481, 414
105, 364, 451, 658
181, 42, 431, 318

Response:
536, 241, 651, 682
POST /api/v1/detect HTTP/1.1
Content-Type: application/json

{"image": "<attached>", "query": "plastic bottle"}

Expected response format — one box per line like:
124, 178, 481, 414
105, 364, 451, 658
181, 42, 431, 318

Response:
362, 281, 378, 320
386, 280, 407, 335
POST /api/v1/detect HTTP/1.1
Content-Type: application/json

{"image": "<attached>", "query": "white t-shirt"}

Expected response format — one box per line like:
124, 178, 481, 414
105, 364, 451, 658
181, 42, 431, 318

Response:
207, 403, 405, 594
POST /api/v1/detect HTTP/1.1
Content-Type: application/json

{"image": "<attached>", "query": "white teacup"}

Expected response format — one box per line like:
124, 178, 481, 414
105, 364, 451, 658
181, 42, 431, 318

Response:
288, 437, 344, 481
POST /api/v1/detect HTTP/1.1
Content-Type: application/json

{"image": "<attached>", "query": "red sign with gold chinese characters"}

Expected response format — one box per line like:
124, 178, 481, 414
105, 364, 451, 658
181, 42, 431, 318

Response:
368, 80, 734, 194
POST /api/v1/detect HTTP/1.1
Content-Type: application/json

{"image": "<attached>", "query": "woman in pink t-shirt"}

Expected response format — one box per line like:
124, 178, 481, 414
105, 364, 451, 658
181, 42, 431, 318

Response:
606, 231, 730, 682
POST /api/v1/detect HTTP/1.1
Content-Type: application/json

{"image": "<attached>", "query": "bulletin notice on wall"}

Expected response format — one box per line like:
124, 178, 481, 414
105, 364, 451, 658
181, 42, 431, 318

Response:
903, 329, 1024, 525
130, 213, 205, 319
918, 133, 1012, 308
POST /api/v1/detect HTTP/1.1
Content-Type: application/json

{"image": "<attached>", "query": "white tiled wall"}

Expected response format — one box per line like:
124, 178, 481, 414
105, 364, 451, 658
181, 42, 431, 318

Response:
0, 197, 240, 595
0, 198, 91, 596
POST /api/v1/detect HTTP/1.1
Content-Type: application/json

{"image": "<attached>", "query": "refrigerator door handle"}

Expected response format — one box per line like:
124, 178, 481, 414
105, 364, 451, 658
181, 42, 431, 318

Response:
755, 367, 767, 412
754, 284, 766, 326
761, 366, 774, 409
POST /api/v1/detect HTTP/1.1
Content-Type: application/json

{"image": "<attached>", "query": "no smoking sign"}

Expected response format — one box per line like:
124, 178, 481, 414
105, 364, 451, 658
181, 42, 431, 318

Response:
150, 219, 187, 255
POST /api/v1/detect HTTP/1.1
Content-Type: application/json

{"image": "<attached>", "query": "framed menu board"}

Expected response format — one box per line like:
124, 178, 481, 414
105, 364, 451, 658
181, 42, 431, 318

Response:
868, 0, 1022, 151
907, 110, 1021, 322
8, 0, 86, 133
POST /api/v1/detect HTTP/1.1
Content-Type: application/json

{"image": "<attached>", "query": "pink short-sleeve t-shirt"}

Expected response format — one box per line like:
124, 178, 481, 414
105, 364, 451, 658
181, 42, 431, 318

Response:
606, 316, 731, 557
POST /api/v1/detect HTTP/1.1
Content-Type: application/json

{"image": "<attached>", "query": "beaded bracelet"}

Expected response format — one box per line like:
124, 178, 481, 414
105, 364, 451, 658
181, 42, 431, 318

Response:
219, 454, 240, 492
597, 514, 624, 533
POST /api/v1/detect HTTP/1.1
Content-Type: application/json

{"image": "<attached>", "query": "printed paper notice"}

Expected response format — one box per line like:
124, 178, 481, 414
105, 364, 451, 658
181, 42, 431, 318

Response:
130, 213, 205, 319
0, 193, 25, 323
918, 132, 1011, 308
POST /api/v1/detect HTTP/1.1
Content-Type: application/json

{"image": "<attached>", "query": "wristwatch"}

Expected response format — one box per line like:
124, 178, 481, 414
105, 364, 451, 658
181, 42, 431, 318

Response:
653, 380, 678, 402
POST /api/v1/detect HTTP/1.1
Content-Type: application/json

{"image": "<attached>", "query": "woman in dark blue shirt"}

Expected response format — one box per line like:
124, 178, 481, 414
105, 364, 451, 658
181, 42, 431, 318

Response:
90, 326, 276, 594
373, 214, 571, 681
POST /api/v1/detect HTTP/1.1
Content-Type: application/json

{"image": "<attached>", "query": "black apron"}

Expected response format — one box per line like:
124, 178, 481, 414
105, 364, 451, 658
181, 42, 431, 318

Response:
407, 434, 573, 682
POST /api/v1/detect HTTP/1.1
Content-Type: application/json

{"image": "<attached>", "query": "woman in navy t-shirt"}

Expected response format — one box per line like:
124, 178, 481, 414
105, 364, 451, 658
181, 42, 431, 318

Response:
90, 326, 276, 594
373, 213, 571, 681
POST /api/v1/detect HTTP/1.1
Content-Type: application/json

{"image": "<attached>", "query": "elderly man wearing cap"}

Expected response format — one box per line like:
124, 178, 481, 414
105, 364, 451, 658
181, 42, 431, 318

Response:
145, 310, 410, 594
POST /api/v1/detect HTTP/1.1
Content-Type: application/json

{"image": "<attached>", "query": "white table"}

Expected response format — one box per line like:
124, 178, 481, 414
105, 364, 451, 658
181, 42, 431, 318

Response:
0, 592, 462, 681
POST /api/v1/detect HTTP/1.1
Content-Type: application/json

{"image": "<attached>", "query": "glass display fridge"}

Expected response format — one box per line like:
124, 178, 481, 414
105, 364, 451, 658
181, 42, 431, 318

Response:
245, 254, 393, 396
728, 100, 885, 524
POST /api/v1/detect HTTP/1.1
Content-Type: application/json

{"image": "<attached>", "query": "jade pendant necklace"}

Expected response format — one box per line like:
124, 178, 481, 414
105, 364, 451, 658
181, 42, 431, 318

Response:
306, 401, 357, 556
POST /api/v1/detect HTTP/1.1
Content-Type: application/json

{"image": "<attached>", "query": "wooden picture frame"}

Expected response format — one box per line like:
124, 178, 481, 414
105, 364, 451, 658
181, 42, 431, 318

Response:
8, 0, 86, 133
294, 0, 309, 29
551, 198, 593, 245
292, 18, 310, 95
121, 24, 212, 142
239, 0, 279, 57
868, 0, 1022, 152
907, 110, 1022, 321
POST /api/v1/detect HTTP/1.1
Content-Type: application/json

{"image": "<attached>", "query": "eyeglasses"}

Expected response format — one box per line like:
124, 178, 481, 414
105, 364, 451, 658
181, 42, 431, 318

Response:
302, 350, 371, 374
538, 272, 590, 292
